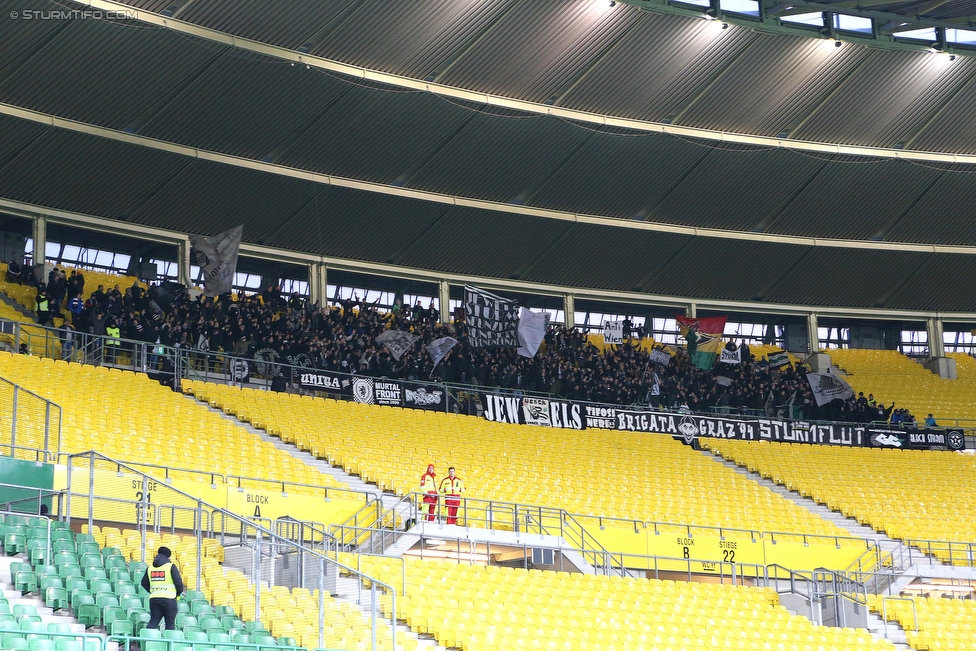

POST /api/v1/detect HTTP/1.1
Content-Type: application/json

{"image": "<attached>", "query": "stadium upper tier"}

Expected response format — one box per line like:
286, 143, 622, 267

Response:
0, 352, 346, 494
825, 349, 976, 423
705, 439, 976, 560
189, 380, 848, 540
357, 554, 895, 651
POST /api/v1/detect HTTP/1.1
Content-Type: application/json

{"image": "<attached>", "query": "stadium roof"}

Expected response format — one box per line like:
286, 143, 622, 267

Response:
1, 0, 976, 315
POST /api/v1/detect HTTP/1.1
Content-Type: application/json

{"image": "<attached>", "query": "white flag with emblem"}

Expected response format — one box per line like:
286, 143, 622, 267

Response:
376, 329, 419, 361
189, 225, 242, 297
425, 336, 458, 369
806, 372, 854, 406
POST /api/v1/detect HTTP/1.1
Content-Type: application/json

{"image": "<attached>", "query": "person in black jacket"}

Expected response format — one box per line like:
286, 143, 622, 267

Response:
140, 546, 185, 631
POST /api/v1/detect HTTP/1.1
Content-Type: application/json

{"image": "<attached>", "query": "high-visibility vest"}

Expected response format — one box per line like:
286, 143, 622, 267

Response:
420, 472, 437, 494
37, 296, 48, 312
439, 477, 464, 497
106, 326, 121, 346
147, 563, 177, 599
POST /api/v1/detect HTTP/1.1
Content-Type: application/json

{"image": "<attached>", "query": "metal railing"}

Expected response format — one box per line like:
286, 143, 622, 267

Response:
881, 596, 918, 639
0, 374, 62, 462
64, 450, 396, 651
6, 316, 974, 443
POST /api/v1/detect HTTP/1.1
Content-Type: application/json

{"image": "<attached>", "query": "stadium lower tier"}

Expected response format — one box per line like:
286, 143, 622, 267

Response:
869, 593, 976, 651
188, 381, 875, 570
0, 353, 368, 531
355, 553, 895, 651
704, 439, 976, 560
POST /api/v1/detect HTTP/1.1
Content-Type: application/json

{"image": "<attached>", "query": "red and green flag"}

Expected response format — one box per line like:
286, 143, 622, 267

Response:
676, 315, 727, 370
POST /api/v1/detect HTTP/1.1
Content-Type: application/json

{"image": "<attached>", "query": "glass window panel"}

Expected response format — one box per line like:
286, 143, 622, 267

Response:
781, 11, 824, 26
893, 27, 937, 41
947, 28, 976, 44
834, 13, 872, 33
721, 0, 759, 15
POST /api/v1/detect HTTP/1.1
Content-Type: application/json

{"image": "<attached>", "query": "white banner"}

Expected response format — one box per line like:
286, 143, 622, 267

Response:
806, 373, 854, 407
376, 329, 419, 360
521, 397, 552, 427
517, 308, 547, 358
189, 225, 242, 296
649, 349, 671, 365
425, 336, 458, 368
602, 321, 623, 345
720, 347, 741, 364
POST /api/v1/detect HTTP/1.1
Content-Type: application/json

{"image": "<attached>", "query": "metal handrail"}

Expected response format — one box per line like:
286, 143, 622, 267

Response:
66, 450, 397, 651
7, 315, 974, 435
882, 595, 918, 639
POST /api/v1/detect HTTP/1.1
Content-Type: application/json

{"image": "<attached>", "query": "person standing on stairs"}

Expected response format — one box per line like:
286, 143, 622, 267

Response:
439, 467, 465, 526
141, 546, 185, 631
421, 464, 438, 522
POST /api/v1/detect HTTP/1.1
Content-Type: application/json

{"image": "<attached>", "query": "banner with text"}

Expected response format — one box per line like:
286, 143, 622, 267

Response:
481, 394, 585, 430
464, 285, 520, 348
579, 405, 962, 450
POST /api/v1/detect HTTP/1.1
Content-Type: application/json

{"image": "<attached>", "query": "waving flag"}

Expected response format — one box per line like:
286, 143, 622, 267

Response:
676, 315, 727, 370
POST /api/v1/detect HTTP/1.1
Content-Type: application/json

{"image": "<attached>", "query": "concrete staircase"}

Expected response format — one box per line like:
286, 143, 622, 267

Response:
335, 575, 447, 651
0, 555, 119, 651
866, 611, 912, 649
186, 395, 417, 539
0, 290, 36, 321
704, 450, 934, 573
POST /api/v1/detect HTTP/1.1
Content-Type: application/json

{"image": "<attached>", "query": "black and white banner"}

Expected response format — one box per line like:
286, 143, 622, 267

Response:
577, 405, 961, 450
402, 382, 446, 411
865, 426, 966, 450
720, 347, 741, 364
482, 394, 584, 430
189, 226, 242, 297
806, 372, 854, 406
464, 285, 520, 348
425, 336, 457, 369
322, 376, 446, 411
351, 378, 403, 407
649, 349, 672, 366
376, 329, 419, 361
299, 371, 352, 394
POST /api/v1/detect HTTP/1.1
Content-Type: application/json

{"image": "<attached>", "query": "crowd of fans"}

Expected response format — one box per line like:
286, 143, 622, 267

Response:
6, 264, 905, 424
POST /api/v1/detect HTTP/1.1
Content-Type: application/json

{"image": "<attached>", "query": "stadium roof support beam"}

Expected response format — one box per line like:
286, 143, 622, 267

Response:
65, 0, 976, 164
8, 102, 976, 256
31, 216, 45, 282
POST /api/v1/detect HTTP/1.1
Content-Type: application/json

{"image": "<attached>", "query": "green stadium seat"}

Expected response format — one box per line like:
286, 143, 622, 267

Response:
54, 641, 81, 651
82, 567, 105, 583
19, 619, 46, 634
53, 552, 78, 567
88, 580, 111, 595
12, 605, 37, 620
44, 587, 68, 611
74, 596, 100, 628
76, 543, 99, 557
38, 574, 62, 591
27, 637, 56, 651
4, 533, 26, 555
14, 569, 37, 594
46, 623, 71, 635
69, 589, 92, 612
2, 634, 29, 651
49, 529, 73, 542
58, 564, 81, 581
